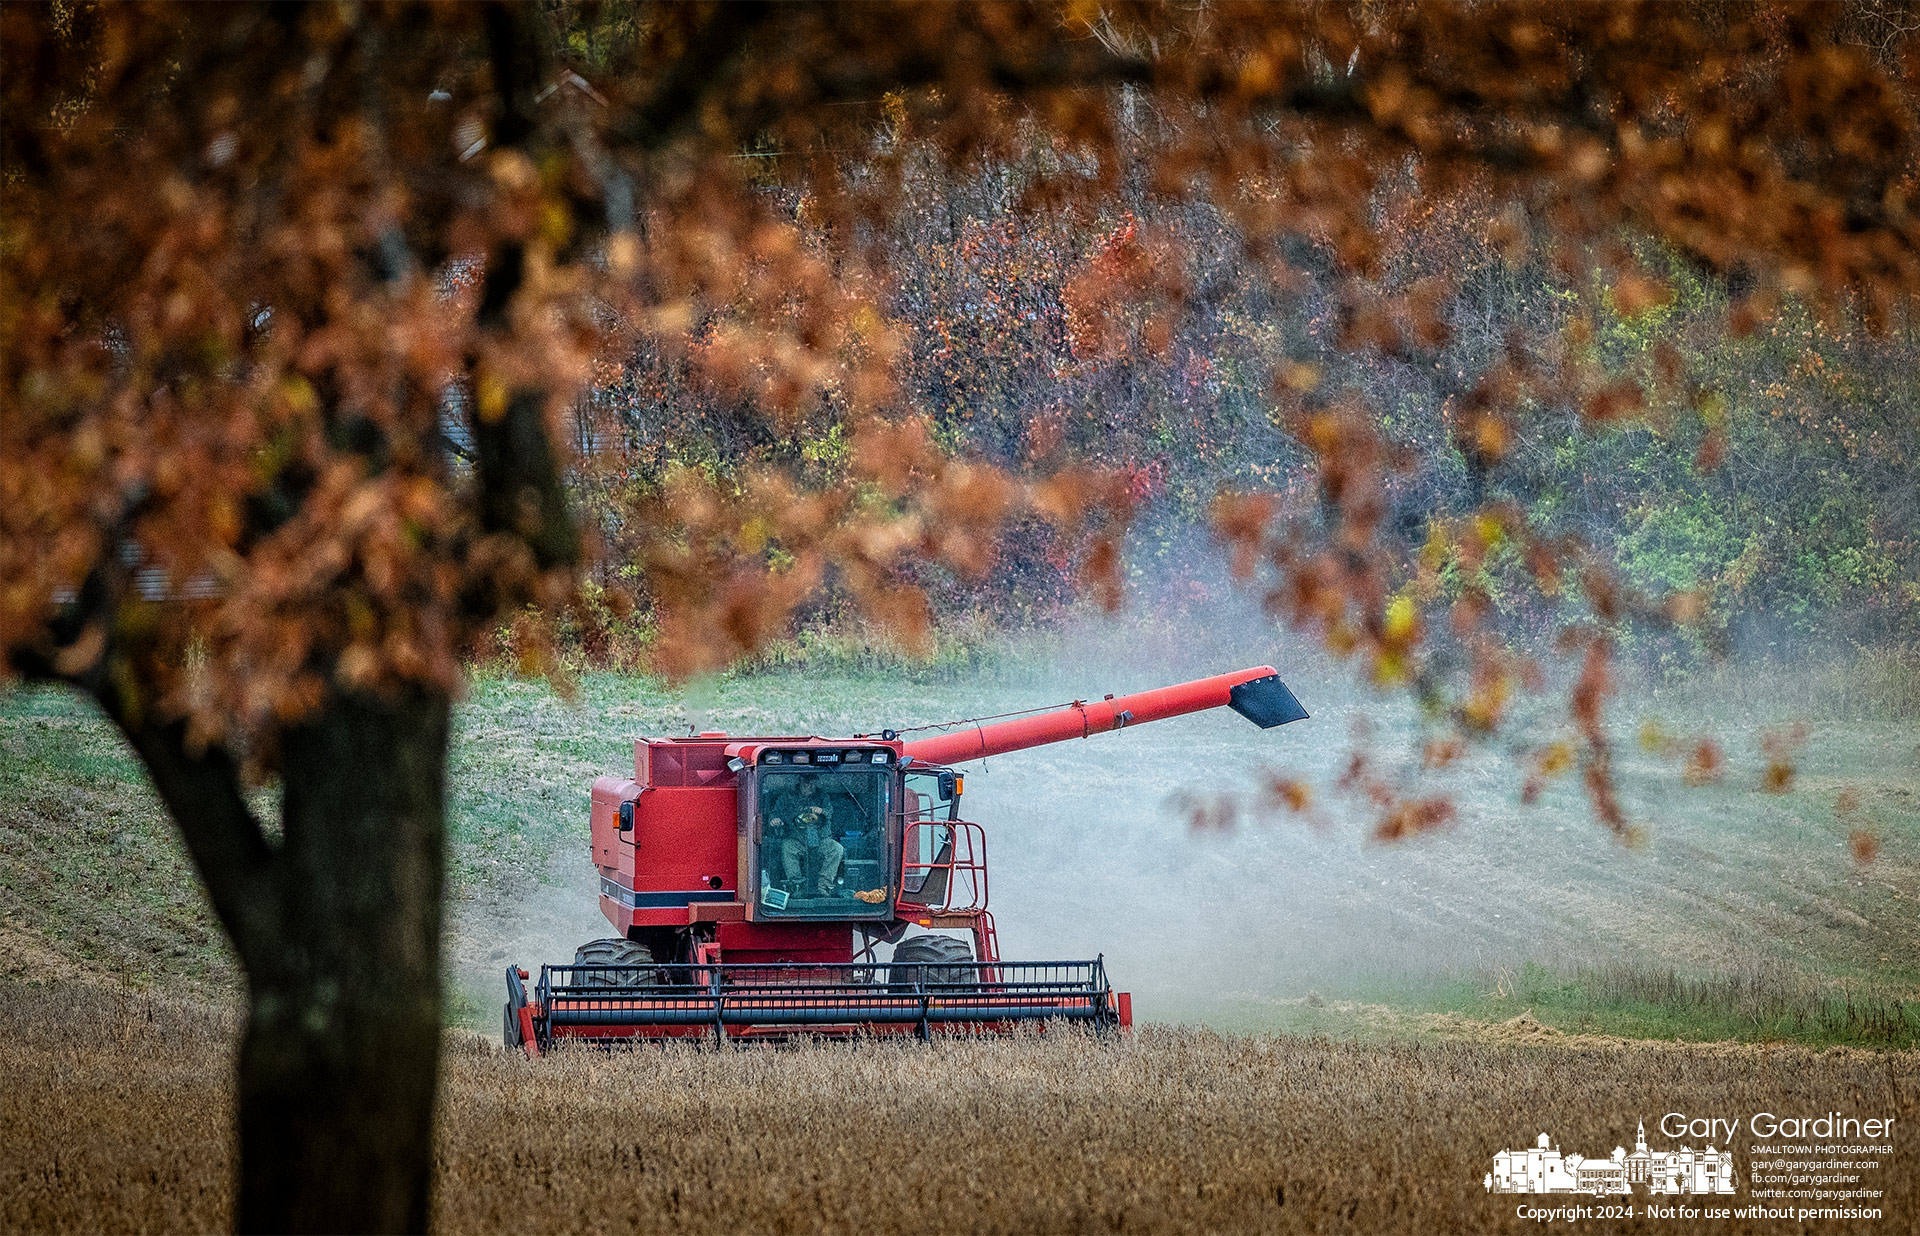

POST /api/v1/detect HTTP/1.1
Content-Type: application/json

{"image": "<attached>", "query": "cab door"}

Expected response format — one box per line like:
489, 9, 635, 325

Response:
901, 769, 957, 903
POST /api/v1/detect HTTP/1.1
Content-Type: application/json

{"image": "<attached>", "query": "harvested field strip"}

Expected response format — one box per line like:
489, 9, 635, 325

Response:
3, 981, 1913, 1235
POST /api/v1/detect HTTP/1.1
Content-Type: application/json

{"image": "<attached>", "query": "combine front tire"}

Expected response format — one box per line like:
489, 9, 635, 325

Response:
572, 937, 658, 986
890, 932, 974, 987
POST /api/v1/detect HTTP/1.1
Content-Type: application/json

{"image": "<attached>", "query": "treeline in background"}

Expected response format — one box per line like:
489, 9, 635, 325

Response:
531, 90, 1919, 678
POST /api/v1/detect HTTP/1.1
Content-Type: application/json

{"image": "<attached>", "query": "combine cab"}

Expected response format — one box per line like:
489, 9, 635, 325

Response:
506, 666, 1307, 1053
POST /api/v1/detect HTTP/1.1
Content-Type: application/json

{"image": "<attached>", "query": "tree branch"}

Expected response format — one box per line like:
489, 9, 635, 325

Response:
485, 1, 550, 150
469, 3, 580, 575
603, 6, 1156, 157
605, 2, 773, 152
471, 388, 580, 570
105, 707, 285, 970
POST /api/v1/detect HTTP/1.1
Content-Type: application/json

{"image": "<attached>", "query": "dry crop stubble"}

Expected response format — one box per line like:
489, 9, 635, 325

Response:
4, 980, 1914, 1235
0, 982, 236, 1233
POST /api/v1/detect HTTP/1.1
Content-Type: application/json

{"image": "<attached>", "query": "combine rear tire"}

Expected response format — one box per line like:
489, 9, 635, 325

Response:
890, 932, 974, 987
572, 937, 658, 987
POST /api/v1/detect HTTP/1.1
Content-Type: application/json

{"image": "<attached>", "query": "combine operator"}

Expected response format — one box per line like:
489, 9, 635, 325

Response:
765, 772, 845, 898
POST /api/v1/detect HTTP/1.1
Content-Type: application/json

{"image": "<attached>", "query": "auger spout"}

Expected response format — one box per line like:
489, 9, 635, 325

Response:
899, 666, 1307, 766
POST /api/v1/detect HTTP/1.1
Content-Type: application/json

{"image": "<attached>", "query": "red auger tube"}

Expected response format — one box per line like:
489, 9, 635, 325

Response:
900, 665, 1288, 766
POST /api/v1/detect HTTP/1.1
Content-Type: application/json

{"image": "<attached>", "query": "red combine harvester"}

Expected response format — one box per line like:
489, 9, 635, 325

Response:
505, 666, 1307, 1053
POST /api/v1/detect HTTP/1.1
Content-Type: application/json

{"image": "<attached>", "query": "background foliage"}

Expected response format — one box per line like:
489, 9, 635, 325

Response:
567, 134, 1920, 665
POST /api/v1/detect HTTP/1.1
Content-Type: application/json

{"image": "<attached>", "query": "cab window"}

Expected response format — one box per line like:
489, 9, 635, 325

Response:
905, 770, 958, 822
757, 770, 889, 916
902, 770, 958, 902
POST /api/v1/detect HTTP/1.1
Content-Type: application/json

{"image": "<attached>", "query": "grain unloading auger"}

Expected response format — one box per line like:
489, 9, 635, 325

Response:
505, 667, 1308, 1053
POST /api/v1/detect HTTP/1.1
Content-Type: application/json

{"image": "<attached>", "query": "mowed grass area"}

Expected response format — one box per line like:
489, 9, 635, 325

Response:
0, 687, 237, 991
2, 634, 1916, 1043
2, 980, 1913, 1236
1238, 962, 1920, 1050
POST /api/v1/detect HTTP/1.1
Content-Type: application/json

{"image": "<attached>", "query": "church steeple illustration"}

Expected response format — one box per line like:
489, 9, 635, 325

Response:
1636, 1119, 1648, 1154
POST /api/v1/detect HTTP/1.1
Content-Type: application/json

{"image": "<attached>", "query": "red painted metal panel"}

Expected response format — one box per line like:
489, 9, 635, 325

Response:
643, 739, 733, 787
630, 782, 736, 894
589, 776, 641, 875
899, 665, 1278, 765
598, 893, 633, 935
517, 1004, 540, 1058
716, 920, 851, 963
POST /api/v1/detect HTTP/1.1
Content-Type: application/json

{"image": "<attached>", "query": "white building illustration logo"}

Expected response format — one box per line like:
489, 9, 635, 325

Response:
1487, 1120, 1738, 1196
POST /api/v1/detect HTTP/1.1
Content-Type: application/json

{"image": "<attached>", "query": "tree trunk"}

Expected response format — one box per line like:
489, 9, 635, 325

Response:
235, 688, 450, 1234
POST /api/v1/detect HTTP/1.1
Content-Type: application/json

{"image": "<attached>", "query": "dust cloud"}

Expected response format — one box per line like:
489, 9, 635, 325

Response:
445, 550, 1917, 1031
918, 606, 1583, 1027
960, 592, 1915, 1026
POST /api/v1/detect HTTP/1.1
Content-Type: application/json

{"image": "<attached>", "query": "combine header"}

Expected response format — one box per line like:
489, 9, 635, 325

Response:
506, 666, 1307, 1053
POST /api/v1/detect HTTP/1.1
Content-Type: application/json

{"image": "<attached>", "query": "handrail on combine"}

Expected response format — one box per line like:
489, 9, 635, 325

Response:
896, 817, 987, 915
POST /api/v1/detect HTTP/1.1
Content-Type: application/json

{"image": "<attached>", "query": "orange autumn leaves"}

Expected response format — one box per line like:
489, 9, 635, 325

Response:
1061, 215, 1188, 361
625, 417, 1133, 679
1172, 748, 1457, 844
7, 1, 1916, 853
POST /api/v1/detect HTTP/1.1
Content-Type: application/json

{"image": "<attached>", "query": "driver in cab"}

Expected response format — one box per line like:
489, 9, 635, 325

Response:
765, 773, 844, 897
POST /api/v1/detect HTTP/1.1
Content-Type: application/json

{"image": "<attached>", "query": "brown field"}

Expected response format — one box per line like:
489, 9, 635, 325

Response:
3, 979, 1912, 1236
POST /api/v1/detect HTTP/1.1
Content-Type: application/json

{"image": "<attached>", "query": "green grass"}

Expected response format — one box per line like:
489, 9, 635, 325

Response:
1420, 961, 1918, 1048
1169, 962, 1920, 1049
0, 688, 237, 992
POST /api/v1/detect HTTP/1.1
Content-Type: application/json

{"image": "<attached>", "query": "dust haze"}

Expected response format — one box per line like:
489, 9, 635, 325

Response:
444, 548, 1919, 1029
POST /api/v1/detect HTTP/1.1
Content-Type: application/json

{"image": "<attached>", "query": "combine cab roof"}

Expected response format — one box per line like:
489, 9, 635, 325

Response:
643, 734, 904, 746
632, 735, 910, 788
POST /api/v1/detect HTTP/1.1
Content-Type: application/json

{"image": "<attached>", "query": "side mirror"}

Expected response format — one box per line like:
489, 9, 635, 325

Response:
936, 771, 957, 801
618, 800, 634, 833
